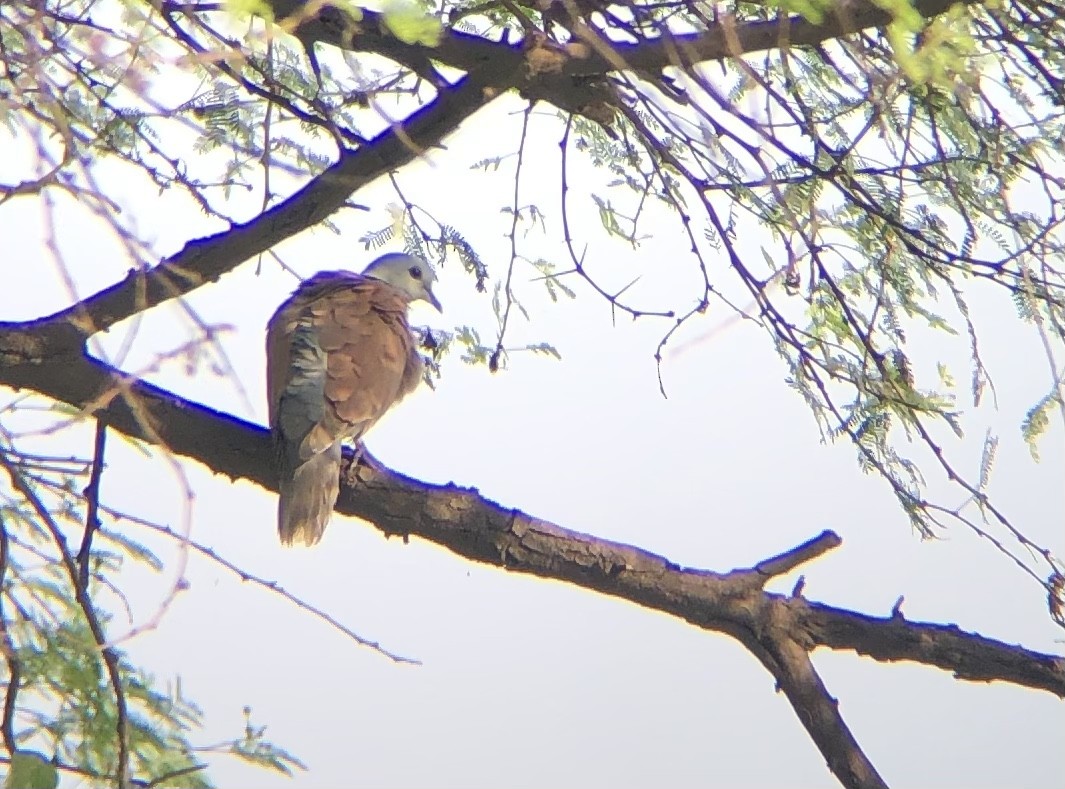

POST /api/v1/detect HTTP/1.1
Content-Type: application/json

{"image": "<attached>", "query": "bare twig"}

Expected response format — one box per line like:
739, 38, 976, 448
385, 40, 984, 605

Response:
558, 116, 675, 320
742, 529, 842, 586
76, 420, 107, 591
141, 761, 210, 787
102, 522, 420, 665
36, 74, 506, 342
491, 102, 533, 372
0, 519, 21, 759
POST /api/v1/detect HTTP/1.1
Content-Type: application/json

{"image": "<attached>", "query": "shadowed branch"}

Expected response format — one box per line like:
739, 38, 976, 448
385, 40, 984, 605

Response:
0, 339, 1061, 789
34, 75, 503, 345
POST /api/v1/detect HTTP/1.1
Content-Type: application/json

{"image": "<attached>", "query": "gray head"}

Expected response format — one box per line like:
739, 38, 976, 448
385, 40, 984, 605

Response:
362, 253, 442, 312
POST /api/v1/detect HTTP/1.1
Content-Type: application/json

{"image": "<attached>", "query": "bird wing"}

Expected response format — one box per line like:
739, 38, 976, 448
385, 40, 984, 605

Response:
266, 272, 417, 477
316, 279, 414, 434
398, 328, 426, 401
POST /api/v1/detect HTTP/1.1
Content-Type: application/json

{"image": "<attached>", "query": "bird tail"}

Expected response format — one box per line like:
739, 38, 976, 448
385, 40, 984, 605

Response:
277, 444, 341, 547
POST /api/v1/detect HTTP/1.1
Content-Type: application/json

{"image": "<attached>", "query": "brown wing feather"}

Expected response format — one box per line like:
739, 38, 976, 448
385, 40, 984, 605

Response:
321, 283, 413, 434
266, 272, 363, 428
398, 335, 425, 399
266, 272, 420, 454
265, 301, 299, 428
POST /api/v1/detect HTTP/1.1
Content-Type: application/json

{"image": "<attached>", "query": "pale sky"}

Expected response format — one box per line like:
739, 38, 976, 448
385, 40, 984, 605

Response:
2, 80, 1063, 789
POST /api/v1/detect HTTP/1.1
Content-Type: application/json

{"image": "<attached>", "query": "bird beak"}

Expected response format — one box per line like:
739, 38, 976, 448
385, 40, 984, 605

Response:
425, 290, 443, 313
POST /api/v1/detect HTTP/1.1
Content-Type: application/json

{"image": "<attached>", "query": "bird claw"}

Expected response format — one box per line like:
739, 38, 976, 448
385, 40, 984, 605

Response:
346, 441, 385, 484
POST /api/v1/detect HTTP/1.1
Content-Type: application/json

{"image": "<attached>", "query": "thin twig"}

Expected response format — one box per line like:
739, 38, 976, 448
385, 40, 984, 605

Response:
76, 420, 107, 591
0, 518, 21, 759
101, 520, 420, 665
141, 761, 210, 788
490, 101, 533, 372
0, 457, 130, 788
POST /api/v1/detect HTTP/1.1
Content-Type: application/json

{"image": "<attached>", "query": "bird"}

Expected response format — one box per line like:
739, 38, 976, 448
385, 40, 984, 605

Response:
265, 253, 442, 546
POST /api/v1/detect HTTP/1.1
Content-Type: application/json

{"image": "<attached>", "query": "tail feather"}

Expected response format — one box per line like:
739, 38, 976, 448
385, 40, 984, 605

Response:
278, 443, 342, 546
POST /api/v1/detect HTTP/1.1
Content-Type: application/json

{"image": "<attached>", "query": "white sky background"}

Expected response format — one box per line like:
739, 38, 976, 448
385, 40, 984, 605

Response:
1, 65, 1064, 789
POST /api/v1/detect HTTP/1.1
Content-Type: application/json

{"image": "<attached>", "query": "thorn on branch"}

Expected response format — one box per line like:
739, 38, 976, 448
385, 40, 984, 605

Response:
891, 595, 906, 619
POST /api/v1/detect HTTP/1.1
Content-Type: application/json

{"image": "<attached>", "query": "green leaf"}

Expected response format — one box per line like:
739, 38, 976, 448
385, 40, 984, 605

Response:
776, 0, 835, 24
223, 0, 274, 20
522, 342, 562, 360
98, 528, 165, 572
5, 751, 58, 789
381, 1, 442, 46
1021, 392, 1057, 461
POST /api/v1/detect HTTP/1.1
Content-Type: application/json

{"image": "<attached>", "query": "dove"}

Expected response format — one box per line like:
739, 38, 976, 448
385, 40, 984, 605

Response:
266, 253, 441, 545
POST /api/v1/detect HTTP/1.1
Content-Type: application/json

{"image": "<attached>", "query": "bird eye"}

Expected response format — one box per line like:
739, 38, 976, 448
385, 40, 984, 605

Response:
408, 265, 422, 279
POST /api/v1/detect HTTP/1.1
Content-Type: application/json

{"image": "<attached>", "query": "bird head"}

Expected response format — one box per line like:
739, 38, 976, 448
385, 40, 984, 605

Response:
363, 253, 442, 312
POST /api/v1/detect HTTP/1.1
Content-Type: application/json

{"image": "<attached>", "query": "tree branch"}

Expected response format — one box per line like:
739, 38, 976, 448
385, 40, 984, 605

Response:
1, 343, 1062, 785
729, 529, 843, 589
575, 0, 984, 76
264, 0, 984, 80
0, 346, 1060, 699
799, 601, 1065, 693
753, 633, 888, 789
19, 0, 985, 354
33, 74, 503, 345
0, 520, 21, 761
0, 455, 130, 788
76, 420, 107, 591
265, 1, 516, 76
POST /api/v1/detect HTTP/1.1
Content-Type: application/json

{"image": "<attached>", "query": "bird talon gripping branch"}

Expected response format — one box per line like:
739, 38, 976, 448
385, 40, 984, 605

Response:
266, 253, 442, 546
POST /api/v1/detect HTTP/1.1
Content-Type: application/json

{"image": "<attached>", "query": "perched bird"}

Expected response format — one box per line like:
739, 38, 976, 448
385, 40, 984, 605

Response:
265, 253, 442, 546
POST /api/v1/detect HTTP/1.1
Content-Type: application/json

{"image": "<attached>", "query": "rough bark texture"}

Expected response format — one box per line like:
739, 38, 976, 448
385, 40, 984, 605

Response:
1, 336, 1062, 700
1, 333, 1063, 789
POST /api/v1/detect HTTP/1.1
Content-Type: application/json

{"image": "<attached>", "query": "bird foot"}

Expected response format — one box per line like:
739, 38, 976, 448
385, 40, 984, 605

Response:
346, 442, 385, 485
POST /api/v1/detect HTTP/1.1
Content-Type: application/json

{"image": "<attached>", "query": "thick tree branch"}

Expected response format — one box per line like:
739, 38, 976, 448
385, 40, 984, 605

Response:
265, 0, 983, 77
1, 344, 1063, 786
754, 634, 888, 789
0, 346, 1061, 702
20, 0, 984, 356
580, 0, 983, 75
799, 602, 1065, 690
266, 2, 517, 75
33, 74, 504, 346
